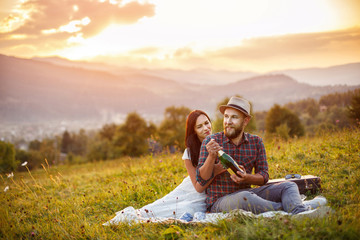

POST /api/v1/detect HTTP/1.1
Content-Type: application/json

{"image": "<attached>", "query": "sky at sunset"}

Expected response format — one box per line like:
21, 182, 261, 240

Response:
1, 0, 360, 72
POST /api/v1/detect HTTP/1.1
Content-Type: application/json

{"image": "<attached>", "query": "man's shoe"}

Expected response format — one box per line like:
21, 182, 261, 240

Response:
303, 196, 327, 210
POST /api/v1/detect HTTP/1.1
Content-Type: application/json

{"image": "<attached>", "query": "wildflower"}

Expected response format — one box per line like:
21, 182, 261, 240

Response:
7, 172, 14, 178
21, 161, 28, 166
4, 186, 9, 192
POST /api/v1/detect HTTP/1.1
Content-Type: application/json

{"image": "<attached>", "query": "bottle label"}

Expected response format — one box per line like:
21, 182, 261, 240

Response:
227, 168, 237, 176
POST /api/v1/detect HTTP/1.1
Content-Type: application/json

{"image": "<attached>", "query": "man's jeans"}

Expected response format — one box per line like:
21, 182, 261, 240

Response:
210, 181, 308, 214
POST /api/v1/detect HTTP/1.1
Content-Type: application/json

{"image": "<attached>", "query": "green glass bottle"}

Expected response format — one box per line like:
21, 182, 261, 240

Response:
218, 150, 245, 177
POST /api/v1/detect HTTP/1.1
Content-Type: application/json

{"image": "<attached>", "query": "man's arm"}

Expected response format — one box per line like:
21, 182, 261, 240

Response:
254, 137, 269, 184
196, 137, 222, 186
185, 160, 226, 193
198, 141, 217, 179
230, 136, 268, 186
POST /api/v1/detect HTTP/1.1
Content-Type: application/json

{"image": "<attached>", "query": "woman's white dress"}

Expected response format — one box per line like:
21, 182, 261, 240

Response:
104, 149, 207, 224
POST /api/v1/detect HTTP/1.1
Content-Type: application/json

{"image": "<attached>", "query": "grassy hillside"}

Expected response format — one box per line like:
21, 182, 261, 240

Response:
1, 128, 359, 239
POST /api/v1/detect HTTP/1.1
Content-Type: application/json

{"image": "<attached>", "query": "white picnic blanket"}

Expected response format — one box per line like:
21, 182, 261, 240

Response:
103, 176, 331, 226
103, 205, 332, 225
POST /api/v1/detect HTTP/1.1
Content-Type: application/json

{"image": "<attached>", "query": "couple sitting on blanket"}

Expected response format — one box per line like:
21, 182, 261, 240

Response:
106, 96, 327, 224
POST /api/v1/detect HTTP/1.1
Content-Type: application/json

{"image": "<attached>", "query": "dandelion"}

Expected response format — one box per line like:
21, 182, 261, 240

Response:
4, 186, 9, 192
7, 172, 14, 178
21, 161, 28, 166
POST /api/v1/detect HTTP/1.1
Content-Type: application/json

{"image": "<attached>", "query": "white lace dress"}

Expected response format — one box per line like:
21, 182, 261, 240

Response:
104, 149, 207, 224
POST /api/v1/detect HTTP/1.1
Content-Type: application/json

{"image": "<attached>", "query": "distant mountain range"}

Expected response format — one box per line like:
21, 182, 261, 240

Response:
31, 56, 360, 86
270, 63, 360, 86
1, 54, 359, 124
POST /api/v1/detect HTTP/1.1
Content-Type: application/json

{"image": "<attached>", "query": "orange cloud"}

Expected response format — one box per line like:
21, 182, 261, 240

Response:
0, 0, 155, 49
209, 27, 360, 60
198, 27, 360, 71
102, 27, 360, 72
174, 47, 194, 58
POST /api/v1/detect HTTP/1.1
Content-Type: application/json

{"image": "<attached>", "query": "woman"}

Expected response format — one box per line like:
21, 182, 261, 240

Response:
104, 110, 224, 224
183, 110, 225, 193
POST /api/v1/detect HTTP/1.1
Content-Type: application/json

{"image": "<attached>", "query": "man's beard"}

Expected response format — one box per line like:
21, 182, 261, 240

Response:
224, 122, 245, 139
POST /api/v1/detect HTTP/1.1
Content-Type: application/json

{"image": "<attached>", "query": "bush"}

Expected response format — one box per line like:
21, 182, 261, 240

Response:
266, 104, 304, 138
15, 149, 43, 171
275, 123, 290, 141
0, 141, 16, 173
113, 112, 156, 157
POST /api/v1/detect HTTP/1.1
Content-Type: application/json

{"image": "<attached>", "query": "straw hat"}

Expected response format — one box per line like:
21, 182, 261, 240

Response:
219, 96, 252, 118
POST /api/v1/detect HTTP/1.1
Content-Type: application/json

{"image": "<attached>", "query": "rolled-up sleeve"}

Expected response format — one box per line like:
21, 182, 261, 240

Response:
255, 138, 269, 184
196, 137, 214, 186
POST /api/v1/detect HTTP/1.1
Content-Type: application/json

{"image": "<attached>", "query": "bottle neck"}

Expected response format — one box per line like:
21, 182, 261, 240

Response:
218, 150, 224, 156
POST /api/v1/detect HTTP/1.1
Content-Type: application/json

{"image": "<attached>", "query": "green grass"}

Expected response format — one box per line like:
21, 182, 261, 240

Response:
1, 128, 360, 239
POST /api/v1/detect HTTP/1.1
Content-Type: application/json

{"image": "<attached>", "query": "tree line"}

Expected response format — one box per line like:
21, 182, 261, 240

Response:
1, 89, 359, 173
255, 88, 360, 138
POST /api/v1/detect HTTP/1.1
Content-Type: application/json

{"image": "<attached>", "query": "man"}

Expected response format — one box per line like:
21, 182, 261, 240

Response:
196, 96, 311, 214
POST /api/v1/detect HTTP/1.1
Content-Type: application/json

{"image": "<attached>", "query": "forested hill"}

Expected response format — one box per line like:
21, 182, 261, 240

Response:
205, 74, 356, 110
1, 54, 359, 123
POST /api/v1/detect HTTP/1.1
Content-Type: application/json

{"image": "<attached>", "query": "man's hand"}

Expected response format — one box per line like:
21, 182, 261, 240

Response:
206, 139, 222, 157
230, 165, 247, 184
230, 169, 266, 186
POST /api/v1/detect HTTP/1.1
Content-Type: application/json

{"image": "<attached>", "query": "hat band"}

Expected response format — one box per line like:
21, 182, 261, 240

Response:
228, 104, 249, 115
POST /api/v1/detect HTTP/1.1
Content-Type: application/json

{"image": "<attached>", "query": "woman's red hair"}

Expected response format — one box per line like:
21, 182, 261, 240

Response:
185, 110, 211, 167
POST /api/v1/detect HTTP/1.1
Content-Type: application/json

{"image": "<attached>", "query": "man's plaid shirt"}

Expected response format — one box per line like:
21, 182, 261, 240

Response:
196, 131, 269, 210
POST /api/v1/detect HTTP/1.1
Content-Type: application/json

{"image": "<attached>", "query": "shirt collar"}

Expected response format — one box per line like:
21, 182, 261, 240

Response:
222, 132, 249, 145
243, 132, 249, 143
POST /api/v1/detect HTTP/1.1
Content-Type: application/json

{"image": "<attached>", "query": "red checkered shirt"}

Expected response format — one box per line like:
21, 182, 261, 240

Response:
196, 132, 269, 210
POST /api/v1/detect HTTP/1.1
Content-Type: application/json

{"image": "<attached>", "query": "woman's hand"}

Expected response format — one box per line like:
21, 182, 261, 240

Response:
213, 163, 226, 176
